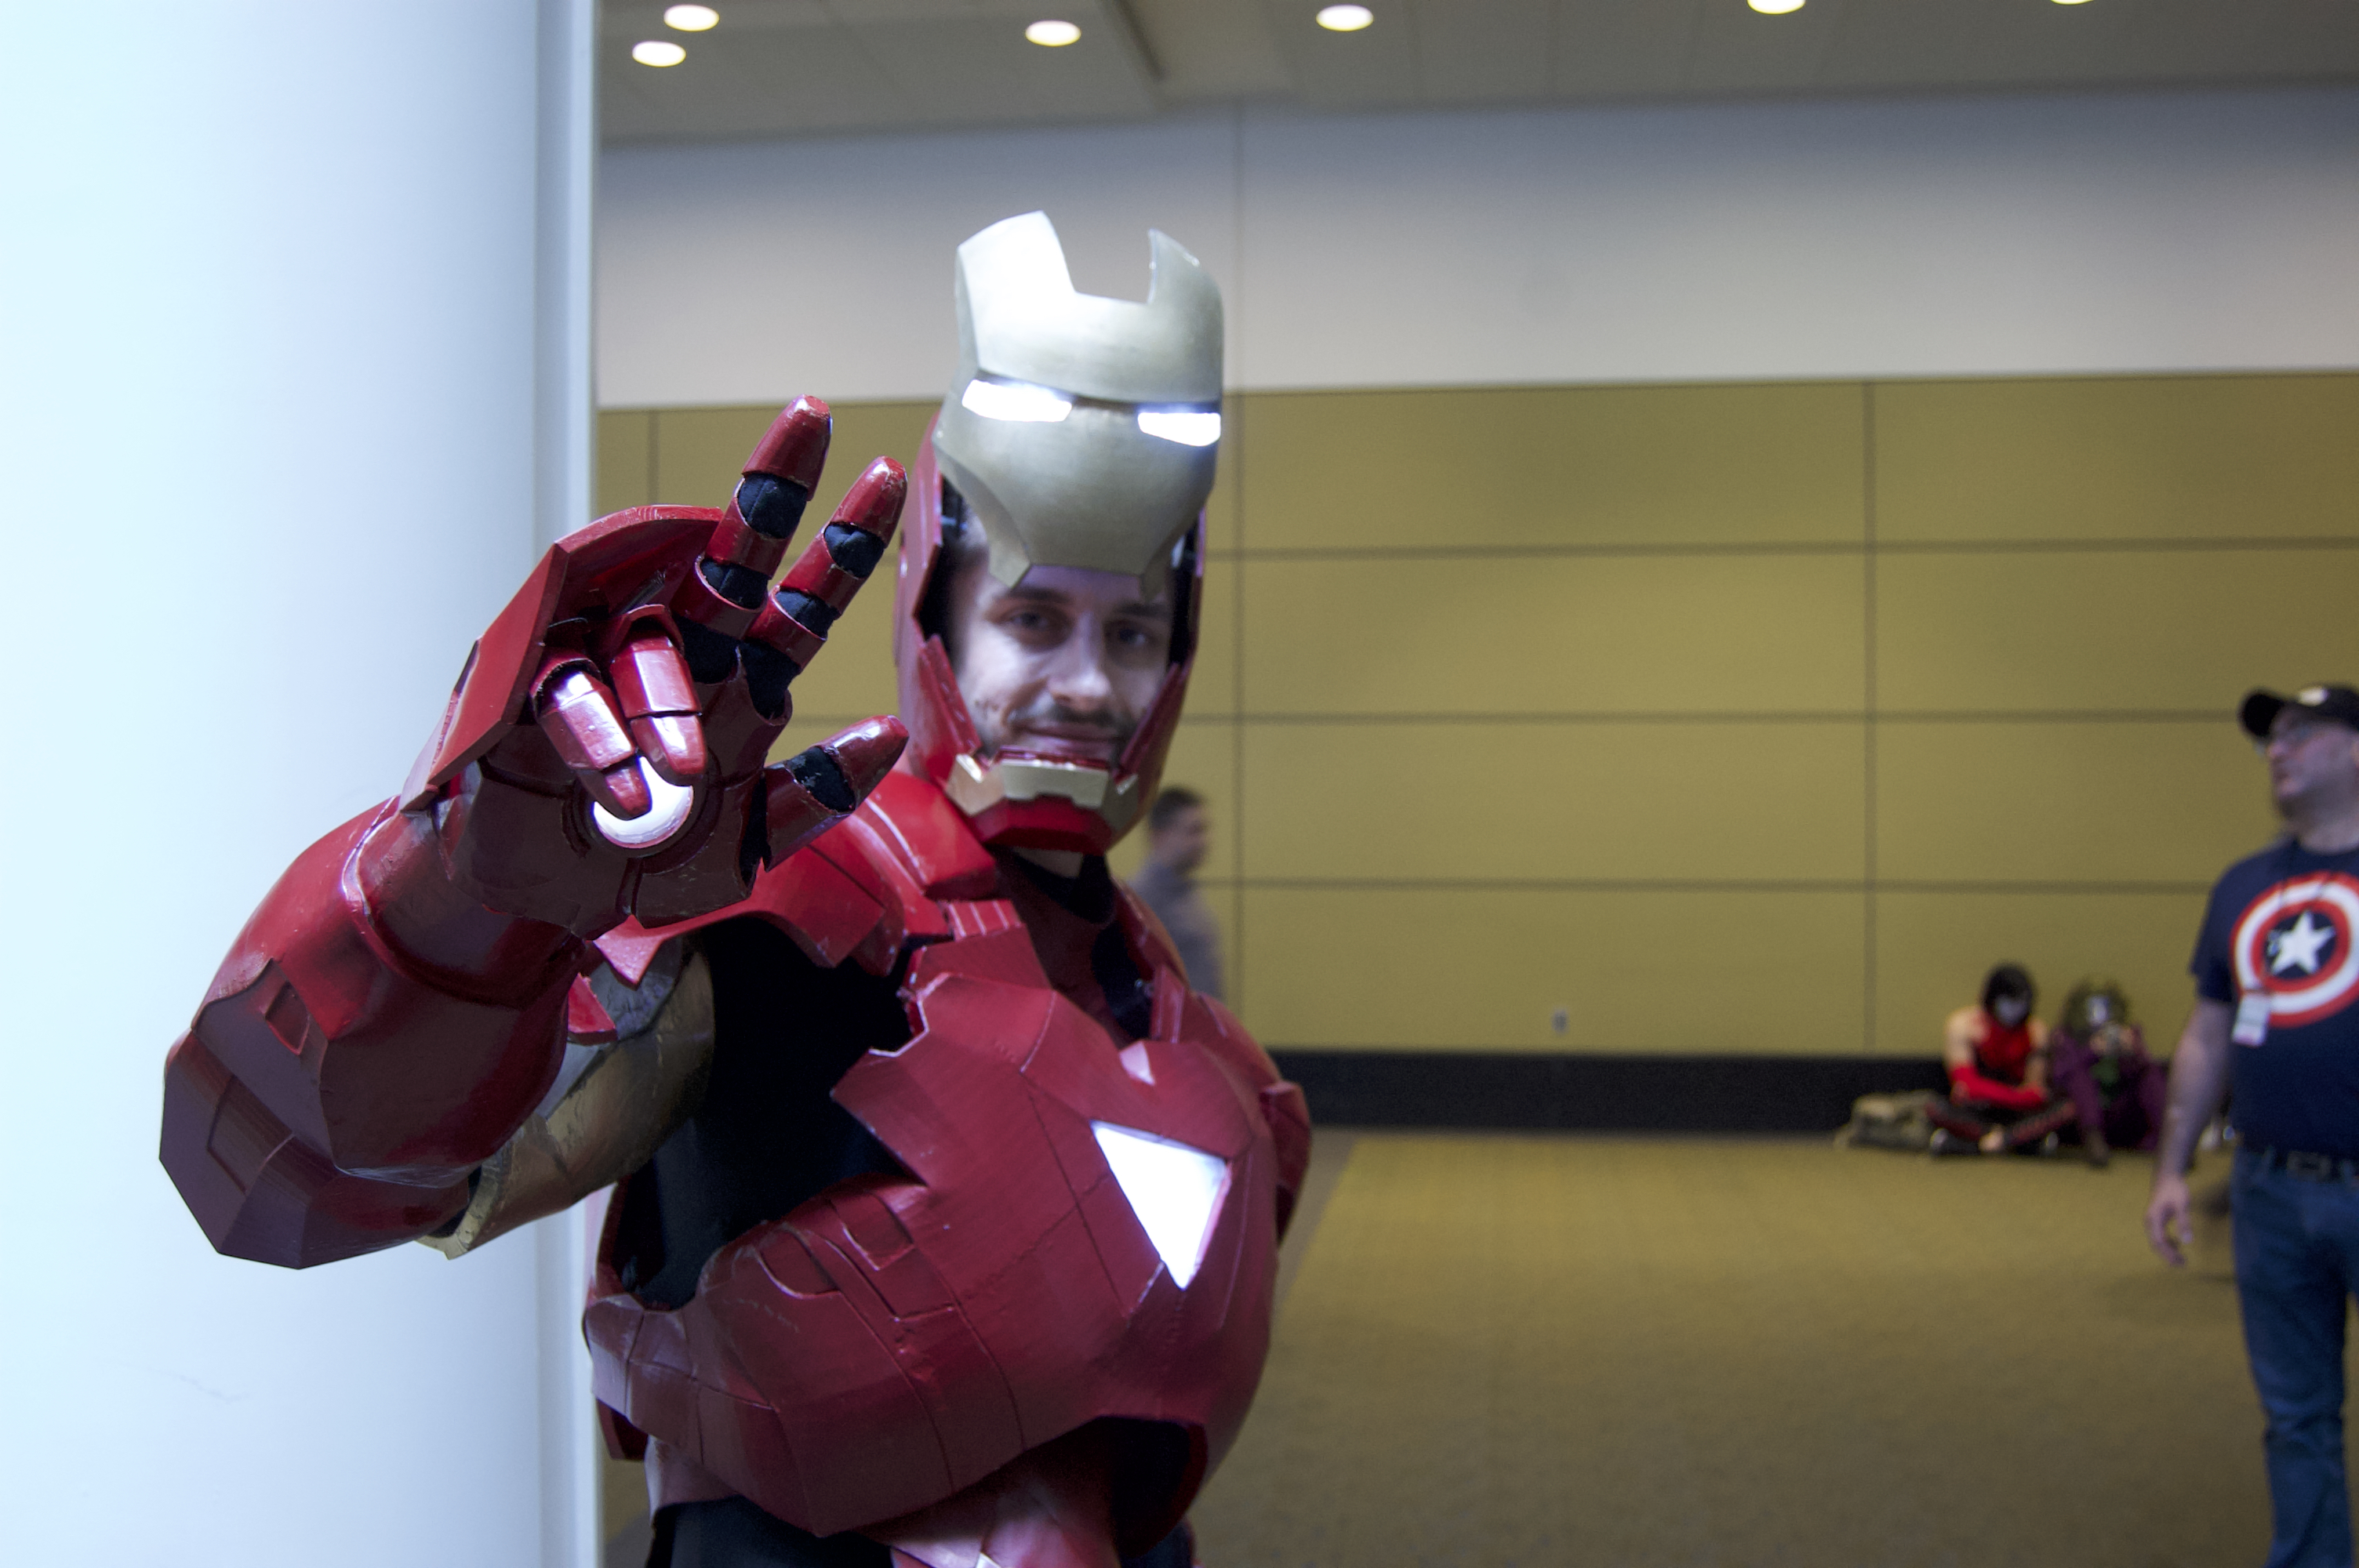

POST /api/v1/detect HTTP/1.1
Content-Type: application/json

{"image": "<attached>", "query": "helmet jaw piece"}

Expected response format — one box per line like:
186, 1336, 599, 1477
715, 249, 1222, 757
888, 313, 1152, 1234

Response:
896, 212, 1221, 856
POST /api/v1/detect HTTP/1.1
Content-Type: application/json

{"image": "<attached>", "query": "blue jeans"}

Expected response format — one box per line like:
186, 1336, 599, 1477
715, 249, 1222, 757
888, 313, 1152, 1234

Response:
2235, 1149, 2359, 1567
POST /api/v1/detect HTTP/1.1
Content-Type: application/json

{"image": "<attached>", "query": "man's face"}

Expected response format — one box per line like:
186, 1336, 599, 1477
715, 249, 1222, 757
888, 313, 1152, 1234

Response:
947, 552, 1173, 765
2265, 711, 2359, 815
1150, 806, 1211, 874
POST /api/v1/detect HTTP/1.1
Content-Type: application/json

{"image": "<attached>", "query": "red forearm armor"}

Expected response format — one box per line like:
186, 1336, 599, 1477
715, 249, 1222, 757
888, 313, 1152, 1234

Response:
162, 806, 583, 1266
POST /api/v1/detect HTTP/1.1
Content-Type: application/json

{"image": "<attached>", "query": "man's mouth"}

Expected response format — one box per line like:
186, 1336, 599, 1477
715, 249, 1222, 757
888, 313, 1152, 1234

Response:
1001, 715, 1130, 764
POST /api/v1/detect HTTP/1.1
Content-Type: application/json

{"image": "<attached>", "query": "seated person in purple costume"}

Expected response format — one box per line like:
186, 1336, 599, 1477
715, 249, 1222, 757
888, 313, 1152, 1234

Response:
1928, 963, 2079, 1156
2048, 975, 2166, 1168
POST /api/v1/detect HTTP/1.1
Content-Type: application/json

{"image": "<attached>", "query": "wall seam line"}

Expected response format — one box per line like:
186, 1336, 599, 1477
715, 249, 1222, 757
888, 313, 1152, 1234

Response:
1863, 379, 1879, 1057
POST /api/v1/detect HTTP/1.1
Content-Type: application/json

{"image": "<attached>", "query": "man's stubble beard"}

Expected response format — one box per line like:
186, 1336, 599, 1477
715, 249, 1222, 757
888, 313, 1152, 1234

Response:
972, 695, 1137, 764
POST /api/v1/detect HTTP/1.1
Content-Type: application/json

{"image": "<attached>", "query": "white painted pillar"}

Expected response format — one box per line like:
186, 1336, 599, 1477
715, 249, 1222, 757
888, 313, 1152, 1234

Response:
0, 2, 597, 1563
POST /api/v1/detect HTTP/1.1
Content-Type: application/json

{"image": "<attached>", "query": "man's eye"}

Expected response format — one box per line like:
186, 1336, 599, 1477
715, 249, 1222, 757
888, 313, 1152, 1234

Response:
1001, 608, 1062, 638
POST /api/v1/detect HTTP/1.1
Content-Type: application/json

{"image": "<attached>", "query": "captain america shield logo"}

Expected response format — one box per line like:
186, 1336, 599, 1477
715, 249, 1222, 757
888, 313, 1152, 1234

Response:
2232, 873, 2359, 1027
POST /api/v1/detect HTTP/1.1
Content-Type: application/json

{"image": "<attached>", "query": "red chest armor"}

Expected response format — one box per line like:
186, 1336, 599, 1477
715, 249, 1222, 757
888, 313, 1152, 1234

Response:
583, 771, 1309, 1547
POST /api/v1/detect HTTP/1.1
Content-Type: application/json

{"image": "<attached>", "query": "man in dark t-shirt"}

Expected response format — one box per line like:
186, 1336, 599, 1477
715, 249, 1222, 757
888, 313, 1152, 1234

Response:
2148, 683, 2359, 1568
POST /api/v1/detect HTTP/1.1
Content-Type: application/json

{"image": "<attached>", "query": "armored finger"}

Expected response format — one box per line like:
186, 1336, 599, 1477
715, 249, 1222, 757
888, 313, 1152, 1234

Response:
770, 456, 907, 641
741, 458, 911, 721
759, 717, 909, 867
534, 660, 650, 818
696, 395, 834, 610
606, 611, 707, 786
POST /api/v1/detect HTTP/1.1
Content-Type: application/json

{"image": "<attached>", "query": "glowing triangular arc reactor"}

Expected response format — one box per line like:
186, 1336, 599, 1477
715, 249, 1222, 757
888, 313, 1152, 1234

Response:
1090, 1122, 1230, 1289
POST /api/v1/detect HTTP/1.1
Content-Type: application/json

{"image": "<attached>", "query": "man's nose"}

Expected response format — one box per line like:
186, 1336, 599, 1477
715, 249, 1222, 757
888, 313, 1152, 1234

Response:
1043, 619, 1114, 706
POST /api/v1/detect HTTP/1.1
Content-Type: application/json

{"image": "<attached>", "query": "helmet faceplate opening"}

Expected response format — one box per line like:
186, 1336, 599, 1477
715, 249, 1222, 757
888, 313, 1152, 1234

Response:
894, 425, 1202, 855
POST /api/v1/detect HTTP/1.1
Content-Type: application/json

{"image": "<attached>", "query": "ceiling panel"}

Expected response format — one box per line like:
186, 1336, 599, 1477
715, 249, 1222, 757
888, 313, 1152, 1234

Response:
856, 16, 1158, 122
1133, 0, 1293, 98
1553, 0, 1707, 99
1684, 0, 1856, 95
602, 0, 1157, 142
1408, 0, 1554, 103
600, 0, 2359, 145
1260, 0, 1422, 107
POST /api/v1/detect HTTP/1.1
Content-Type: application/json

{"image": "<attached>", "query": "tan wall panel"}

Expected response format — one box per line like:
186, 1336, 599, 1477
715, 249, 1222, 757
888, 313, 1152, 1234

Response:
1874, 890, 2212, 1056
823, 400, 940, 516
597, 409, 652, 514
1240, 887, 1864, 1054
649, 405, 774, 506
1877, 721, 2277, 885
1241, 721, 1865, 883
1236, 383, 1866, 551
1877, 549, 2359, 714
1245, 555, 1866, 716
1875, 376, 2359, 543
1187, 558, 1238, 719
646, 401, 939, 517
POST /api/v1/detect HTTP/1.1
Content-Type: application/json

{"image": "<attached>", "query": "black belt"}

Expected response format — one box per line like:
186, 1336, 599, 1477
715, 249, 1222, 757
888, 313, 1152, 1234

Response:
2250, 1147, 2359, 1181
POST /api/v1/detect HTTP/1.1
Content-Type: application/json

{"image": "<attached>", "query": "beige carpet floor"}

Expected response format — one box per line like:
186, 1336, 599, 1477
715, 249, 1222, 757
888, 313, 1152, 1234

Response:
1190, 1133, 2297, 1568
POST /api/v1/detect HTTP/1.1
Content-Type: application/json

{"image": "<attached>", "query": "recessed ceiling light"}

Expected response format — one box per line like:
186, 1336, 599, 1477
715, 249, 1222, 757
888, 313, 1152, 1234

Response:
2052, 0, 2093, 5
632, 39, 688, 66
1317, 4, 1374, 29
664, 4, 719, 29
1748, 0, 1805, 11
1026, 19, 1081, 45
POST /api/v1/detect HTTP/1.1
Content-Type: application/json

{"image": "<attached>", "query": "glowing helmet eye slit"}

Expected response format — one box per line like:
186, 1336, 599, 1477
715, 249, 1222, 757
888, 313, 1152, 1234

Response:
959, 376, 1073, 423
1136, 408, 1221, 447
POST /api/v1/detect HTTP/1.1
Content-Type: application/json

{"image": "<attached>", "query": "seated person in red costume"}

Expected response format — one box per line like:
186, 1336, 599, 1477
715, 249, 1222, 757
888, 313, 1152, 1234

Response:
2047, 975, 2166, 1168
1928, 963, 2077, 1156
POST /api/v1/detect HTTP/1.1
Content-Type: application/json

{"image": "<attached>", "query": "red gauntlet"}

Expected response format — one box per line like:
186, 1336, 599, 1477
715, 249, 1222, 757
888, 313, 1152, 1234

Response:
163, 399, 908, 1266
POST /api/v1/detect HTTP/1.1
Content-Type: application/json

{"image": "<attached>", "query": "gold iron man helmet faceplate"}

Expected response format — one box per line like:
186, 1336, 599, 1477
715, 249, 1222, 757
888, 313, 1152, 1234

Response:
930, 211, 1223, 601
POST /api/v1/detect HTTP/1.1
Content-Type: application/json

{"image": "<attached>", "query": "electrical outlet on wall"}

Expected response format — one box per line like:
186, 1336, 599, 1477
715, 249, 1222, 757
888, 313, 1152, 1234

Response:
1550, 1008, 1569, 1037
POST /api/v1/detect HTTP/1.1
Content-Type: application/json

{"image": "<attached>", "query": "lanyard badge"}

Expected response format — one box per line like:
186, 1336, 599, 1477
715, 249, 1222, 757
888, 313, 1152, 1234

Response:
2234, 991, 2273, 1047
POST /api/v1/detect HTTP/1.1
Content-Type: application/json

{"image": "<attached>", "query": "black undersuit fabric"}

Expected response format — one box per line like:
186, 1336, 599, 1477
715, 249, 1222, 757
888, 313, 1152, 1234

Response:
649, 1502, 1194, 1568
623, 851, 1167, 1567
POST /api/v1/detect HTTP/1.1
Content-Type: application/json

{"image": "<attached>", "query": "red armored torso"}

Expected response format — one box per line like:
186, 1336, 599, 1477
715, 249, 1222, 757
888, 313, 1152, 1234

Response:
583, 769, 1310, 1557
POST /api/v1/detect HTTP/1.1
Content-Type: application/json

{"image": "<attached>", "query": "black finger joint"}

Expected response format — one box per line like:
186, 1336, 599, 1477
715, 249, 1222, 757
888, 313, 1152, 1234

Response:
740, 641, 801, 721
772, 587, 840, 637
789, 746, 856, 813
823, 522, 886, 578
735, 474, 811, 539
700, 557, 769, 610
677, 616, 740, 684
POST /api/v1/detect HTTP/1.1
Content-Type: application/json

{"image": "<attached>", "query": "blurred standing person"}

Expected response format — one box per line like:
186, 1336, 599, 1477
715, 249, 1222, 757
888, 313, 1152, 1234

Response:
2149, 684, 2359, 1568
1927, 963, 2077, 1156
1132, 786, 1225, 1003
2048, 976, 2166, 1168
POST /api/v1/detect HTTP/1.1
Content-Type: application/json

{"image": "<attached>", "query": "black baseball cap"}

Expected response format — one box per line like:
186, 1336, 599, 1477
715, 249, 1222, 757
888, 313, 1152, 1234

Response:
2240, 684, 2359, 739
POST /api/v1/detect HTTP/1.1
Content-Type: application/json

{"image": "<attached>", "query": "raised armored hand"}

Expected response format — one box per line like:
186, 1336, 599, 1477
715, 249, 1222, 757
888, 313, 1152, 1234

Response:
402, 396, 909, 935
161, 398, 911, 1266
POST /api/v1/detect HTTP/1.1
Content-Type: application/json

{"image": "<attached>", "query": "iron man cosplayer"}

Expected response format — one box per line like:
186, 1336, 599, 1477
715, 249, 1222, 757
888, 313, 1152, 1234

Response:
158, 212, 1310, 1568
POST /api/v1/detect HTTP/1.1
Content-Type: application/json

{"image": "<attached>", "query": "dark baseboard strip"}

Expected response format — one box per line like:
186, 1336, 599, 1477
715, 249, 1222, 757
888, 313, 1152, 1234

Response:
1270, 1050, 1950, 1134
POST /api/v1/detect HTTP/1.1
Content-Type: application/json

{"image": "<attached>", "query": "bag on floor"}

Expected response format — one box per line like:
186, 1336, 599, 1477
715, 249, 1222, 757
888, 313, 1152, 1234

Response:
1838, 1089, 1937, 1152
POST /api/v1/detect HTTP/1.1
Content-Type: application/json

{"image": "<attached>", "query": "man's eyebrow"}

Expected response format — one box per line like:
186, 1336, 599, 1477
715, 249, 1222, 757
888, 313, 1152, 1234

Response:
993, 584, 1169, 619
